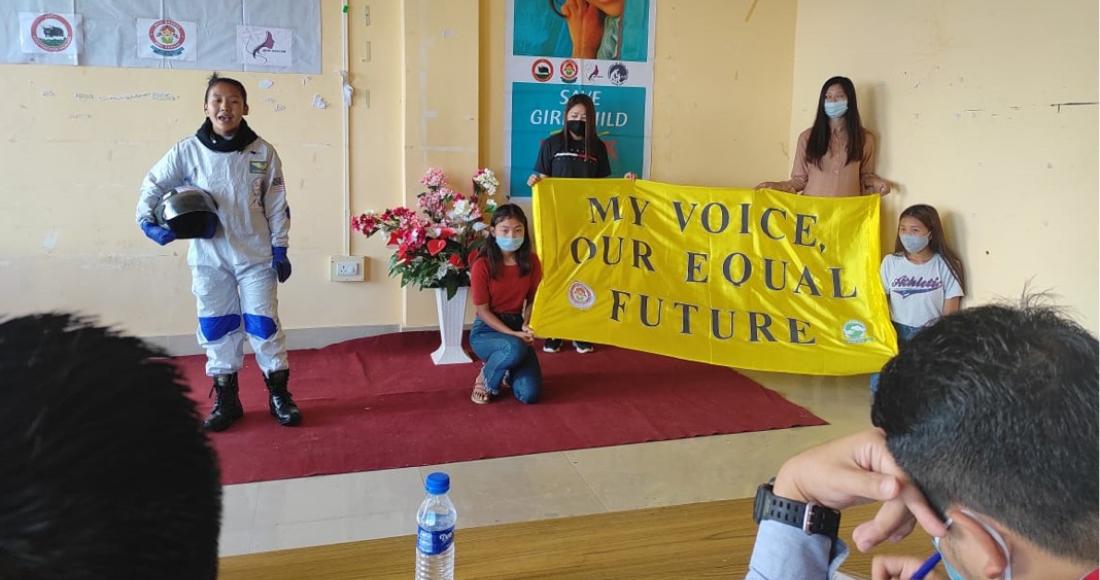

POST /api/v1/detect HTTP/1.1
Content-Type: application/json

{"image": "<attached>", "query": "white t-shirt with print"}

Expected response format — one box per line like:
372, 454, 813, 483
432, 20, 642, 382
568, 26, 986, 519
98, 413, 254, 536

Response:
880, 253, 964, 328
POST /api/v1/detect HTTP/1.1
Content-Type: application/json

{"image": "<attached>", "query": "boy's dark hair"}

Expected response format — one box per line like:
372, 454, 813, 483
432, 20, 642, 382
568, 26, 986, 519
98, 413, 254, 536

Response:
872, 298, 1099, 561
205, 72, 248, 105
0, 313, 222, 579
806, 75, 864, 168
479, 203, 533, 279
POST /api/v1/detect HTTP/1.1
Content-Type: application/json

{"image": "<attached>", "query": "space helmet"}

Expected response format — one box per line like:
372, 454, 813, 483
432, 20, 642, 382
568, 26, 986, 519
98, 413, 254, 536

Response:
154, 186, 219, 239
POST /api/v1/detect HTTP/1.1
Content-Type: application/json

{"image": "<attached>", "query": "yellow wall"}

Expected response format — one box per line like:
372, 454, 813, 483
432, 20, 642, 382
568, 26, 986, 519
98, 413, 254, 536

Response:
787, 0, 1099, 331
401, 0, 481, 328
0, 0, 480, 340
1, 0, 1096, 342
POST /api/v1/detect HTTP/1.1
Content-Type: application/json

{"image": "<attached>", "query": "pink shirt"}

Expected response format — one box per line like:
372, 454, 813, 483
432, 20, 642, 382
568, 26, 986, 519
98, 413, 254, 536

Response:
789, 127, 876, 197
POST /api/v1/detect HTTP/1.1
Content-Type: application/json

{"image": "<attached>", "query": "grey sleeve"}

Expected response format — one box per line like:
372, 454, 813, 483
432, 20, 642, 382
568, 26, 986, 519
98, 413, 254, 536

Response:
136, 144, 185, 225
264, 149, 290, 248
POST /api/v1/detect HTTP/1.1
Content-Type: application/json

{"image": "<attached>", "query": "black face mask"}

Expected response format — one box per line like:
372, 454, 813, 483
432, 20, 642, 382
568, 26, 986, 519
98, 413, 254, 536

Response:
567, 120, 586, 137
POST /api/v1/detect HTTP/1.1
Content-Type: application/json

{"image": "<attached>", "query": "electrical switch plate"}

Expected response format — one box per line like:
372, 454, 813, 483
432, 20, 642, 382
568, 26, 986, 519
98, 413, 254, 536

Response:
330, 255, 366, 282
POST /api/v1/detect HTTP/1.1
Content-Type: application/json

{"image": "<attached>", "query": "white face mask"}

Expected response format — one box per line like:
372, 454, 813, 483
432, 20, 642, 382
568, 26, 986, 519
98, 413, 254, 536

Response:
901, 233, 930, 254
936, 510, 1013, 580
824, 99, 848, 119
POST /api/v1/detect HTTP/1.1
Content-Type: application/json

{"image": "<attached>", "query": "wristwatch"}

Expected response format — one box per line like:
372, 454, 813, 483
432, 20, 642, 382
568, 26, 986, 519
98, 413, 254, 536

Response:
753, 480, 841, 539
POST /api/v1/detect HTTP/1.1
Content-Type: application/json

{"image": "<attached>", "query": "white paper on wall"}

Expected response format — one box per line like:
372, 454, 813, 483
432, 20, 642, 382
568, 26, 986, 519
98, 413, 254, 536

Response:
236, 25, 293, 68
136, 17, 196, 61
1, 1, 320, 74
18, 12, 82, 61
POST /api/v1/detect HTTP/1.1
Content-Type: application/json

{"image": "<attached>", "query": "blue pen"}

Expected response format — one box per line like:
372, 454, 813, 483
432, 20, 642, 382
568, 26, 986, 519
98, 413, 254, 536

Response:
910, 552, 942, 580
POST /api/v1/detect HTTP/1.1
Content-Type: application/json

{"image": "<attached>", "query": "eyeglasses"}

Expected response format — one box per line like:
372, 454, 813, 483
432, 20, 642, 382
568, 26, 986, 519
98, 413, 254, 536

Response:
932, 517, 954, 553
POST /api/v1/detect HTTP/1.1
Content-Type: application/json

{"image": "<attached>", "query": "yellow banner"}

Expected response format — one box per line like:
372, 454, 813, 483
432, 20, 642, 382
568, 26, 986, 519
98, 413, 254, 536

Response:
529, 179, 897, 375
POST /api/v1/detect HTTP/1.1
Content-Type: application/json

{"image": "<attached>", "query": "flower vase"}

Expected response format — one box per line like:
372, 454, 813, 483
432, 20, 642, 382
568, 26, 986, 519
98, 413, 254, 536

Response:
431, 286, 472, 365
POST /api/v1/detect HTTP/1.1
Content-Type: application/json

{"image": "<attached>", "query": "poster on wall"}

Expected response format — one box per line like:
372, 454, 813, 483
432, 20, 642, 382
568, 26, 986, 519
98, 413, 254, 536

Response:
504, 0, 656, 199
18, 12, 82, 64
137, 18, 197, 61
237, 25, 293, 68
2, 1, 320, 74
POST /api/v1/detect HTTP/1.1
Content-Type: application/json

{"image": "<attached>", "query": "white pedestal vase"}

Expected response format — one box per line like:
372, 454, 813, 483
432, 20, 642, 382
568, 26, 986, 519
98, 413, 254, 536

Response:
431, 286, 472, 365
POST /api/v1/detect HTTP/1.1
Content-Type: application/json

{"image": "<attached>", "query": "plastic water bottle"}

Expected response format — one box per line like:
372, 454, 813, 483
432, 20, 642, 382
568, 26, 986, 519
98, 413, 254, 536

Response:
415, 472, 457, 580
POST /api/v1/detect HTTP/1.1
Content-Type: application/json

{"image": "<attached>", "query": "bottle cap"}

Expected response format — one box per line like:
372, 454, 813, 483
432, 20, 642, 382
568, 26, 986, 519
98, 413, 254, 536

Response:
425, 472, 450, 494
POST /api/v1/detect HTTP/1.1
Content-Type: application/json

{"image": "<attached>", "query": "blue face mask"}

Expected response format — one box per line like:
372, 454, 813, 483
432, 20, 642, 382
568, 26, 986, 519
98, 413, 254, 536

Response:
936, 511, 1013, 580
900, 233, 930, 254
942, 560, 966, 580
495, 236, 524, 252
824, 99, 848, 119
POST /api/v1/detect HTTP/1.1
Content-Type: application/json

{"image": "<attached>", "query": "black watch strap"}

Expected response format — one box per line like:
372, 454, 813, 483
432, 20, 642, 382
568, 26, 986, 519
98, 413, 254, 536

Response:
753, 482, 841, 539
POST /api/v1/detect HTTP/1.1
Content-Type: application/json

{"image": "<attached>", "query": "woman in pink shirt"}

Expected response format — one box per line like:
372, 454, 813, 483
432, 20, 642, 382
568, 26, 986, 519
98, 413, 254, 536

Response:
757, 76, 891, 197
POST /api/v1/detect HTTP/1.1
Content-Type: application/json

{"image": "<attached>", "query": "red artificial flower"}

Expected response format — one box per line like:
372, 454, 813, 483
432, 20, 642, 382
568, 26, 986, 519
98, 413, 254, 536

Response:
387, 231, 400, 246
427, 239, 447, 256
438, 227, 456, 240
448, 253, 463, 268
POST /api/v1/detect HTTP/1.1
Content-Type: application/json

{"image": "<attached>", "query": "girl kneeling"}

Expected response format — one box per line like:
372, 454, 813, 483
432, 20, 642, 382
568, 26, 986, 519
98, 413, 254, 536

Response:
469, 204, 543, 404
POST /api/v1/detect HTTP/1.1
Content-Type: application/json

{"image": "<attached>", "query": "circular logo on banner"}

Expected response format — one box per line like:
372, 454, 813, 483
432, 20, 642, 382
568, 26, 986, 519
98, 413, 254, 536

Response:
531, 58, 553, 82
841, 320, 870, 344
560, 59, 579, 83
31, 13, 74, 52
609, 62, 629, 85
149, 19, 186, 55
567, 281, 596, 310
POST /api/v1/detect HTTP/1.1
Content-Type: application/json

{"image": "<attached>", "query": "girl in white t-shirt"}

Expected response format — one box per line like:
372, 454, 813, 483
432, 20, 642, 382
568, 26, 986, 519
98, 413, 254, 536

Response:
872, 204, 966, 393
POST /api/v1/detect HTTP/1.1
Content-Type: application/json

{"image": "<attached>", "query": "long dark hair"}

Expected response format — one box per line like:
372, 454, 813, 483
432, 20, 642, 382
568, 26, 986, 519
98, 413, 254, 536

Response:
806, 76, 863, 168
561, 93, 599, 157
894, 204, 966, 293
479, 204, 534, 279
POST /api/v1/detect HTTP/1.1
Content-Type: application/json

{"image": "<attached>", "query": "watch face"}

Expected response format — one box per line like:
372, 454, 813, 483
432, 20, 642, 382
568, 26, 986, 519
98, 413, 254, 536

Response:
752, 483, 770, 524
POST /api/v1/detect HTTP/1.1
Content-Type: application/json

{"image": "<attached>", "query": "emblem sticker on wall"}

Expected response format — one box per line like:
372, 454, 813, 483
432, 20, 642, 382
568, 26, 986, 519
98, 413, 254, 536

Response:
138, 18, 197, 61
237, 26, 294, 68
20, 12, 81, 56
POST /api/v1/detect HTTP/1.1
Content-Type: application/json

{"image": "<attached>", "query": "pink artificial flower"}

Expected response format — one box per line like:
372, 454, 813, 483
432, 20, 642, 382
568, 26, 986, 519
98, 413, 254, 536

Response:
420, 167, 447, 189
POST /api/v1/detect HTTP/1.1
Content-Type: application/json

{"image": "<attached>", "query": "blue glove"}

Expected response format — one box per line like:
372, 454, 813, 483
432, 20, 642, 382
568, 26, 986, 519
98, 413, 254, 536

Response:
272, 246, 292, 283
140, 220, 176, 246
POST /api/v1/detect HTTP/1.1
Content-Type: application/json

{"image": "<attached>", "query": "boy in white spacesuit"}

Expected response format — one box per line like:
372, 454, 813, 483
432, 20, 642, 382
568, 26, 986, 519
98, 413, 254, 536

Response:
136, 74, 301, 432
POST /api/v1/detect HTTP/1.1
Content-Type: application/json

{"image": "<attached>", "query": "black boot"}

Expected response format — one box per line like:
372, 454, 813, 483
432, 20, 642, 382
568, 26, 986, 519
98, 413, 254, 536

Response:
264, 369, 302, 426
203, 373, 243, 432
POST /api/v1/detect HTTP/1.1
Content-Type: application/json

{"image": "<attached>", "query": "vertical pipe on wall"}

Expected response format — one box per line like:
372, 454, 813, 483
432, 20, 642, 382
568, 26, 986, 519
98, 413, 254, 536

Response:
341, 2, 352, 255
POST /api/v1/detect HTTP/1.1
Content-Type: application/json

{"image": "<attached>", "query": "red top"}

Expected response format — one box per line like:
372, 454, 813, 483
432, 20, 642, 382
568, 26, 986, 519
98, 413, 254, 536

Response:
470, 254, 542, 314
1083, 569, 1099, 580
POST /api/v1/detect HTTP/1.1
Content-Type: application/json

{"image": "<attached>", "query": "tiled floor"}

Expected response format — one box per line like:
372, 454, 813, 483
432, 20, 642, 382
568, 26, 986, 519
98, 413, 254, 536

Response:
219, 370, 873, 556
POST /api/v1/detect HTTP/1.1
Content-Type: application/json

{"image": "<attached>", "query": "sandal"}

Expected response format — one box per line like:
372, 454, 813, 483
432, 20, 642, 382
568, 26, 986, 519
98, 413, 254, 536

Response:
471, 383, 491, 404
471, 372, 491, 405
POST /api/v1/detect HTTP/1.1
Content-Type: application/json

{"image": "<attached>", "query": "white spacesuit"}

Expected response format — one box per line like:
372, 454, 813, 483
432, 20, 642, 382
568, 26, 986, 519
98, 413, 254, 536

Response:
137, 119, 300, 430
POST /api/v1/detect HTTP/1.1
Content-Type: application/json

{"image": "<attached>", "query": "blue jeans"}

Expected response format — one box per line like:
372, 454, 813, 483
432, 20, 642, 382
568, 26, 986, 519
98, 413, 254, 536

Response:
469, 313, 542, 404
870, 322, 923, 394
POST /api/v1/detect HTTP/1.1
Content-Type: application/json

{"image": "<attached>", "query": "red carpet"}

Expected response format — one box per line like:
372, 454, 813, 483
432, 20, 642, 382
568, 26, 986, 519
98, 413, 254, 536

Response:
172, 331, 826, 484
